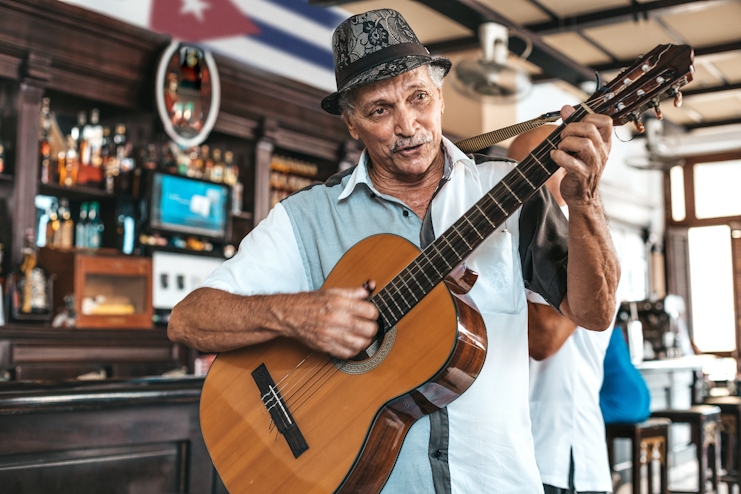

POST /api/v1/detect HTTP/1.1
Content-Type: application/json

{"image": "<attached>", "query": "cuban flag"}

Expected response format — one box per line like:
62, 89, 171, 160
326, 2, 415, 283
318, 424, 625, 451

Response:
60, 0, 344, 91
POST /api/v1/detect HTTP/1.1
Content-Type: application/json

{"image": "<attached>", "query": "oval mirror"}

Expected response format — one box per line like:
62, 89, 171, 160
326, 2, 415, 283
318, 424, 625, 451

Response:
155, 41, 221, 148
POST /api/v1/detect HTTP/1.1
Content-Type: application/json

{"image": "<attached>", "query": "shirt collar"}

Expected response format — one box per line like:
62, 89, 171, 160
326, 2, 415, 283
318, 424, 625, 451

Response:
337, 136, 473, 201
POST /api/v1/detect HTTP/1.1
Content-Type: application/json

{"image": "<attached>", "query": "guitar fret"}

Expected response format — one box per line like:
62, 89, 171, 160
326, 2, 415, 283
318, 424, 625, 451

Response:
430, 243, 453, 270
502, 181, 521, 203
452, 224, 472, 249
389, 279, 413, 310
545, 138, 558, 150
515, 167, 536, 189
442, 235, 461, 257
475, 204, 497, 228
532, 155, 550, 174
424, 256, 443, 278
398, 274, 419, 302
463, 215, 484, 239
490, 195, 507, 215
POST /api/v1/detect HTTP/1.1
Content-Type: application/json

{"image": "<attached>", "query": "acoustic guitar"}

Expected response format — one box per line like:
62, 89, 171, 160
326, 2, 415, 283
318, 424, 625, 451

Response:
200, 43, 694, 494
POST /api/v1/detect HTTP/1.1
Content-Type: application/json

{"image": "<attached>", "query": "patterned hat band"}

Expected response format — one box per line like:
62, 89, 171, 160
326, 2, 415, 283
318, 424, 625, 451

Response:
336, 42, 431, 90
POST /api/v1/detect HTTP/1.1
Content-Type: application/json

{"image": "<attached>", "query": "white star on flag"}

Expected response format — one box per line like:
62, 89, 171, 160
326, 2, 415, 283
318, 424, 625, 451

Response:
181, 0, 210, 22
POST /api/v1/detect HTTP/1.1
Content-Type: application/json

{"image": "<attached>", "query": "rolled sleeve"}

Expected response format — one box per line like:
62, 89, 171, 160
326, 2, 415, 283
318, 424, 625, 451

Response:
200, 203, 309, 295
518, 187, 569, 311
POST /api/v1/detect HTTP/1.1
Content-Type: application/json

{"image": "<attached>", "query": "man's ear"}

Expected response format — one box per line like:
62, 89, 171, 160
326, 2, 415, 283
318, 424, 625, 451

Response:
438, 86, 445, 114
343, 113, 360, 140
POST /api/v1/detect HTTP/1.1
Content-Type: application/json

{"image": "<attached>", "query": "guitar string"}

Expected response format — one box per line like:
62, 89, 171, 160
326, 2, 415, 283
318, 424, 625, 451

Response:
369, 107, 586, 324
263, 353, 333, 412
261, 104, 597, 421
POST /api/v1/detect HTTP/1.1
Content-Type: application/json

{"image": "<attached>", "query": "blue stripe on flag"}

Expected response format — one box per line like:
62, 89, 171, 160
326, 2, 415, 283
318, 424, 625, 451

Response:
250, 18, 335, 71
265, 0, 346, 29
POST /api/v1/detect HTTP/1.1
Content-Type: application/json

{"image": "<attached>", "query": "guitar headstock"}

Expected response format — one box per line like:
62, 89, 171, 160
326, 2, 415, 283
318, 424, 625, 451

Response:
586, 44, 694, 130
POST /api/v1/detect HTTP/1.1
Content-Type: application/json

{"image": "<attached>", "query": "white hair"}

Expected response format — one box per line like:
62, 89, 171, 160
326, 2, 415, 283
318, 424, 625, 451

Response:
340, 63, 446, 118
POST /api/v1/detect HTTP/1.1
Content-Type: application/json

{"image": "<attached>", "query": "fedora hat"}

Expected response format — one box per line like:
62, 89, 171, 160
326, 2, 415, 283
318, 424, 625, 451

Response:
321, 9, 452, 115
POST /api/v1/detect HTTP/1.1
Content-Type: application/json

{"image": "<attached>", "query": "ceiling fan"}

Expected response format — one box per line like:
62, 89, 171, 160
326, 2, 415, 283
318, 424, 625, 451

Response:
452, 22, 533, 104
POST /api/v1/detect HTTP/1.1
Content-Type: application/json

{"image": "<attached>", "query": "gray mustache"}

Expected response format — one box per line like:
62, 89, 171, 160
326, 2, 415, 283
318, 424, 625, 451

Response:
390, 133, 432, 153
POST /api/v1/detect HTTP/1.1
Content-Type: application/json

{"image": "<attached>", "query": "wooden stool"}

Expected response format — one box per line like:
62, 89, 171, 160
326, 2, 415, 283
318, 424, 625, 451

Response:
652, 405, 722, 494
704, 396, 741, 488
606, 418, 671, 494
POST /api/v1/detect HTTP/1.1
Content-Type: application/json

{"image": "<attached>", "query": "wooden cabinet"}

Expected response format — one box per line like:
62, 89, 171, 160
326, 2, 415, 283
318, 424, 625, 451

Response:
38, 247, 153, 329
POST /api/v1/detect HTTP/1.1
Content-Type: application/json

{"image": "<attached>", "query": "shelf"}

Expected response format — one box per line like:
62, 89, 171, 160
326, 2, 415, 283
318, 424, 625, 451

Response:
0, 173, 12, 182
142, 244, 226, 259
38, 182, 116, 201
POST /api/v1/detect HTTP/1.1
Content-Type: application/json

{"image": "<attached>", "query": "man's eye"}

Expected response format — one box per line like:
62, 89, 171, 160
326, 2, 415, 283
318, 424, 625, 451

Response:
372, 108, 385, 116
416, 93, 426, 100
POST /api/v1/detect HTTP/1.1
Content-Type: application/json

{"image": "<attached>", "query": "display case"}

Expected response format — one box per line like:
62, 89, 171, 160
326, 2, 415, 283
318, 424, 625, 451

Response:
38, 247, 153, 329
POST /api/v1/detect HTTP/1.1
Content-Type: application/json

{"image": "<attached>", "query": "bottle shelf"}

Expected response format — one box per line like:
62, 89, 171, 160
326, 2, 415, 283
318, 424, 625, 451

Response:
0, 173, 13, 182
38, 182, 116, 201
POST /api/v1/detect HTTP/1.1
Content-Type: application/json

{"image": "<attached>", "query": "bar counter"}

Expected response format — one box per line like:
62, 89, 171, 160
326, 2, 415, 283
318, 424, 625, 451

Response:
0, 376, 225, 494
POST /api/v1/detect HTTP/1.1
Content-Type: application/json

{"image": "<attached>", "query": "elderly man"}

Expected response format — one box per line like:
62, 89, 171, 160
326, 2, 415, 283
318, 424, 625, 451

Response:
509, 125, 614, 494
168, 9, 619, 494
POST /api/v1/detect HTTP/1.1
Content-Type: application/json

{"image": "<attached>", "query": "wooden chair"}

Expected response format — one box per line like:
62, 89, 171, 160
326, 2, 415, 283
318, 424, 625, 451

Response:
704, 396, 741, 490
606, 418, 671, 494
652, 405, 722, 494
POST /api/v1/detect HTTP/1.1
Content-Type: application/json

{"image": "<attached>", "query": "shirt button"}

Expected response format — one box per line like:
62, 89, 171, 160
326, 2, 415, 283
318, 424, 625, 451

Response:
370, 193, 376, 199
403, 210, 409, 217
432, 449, 443, 459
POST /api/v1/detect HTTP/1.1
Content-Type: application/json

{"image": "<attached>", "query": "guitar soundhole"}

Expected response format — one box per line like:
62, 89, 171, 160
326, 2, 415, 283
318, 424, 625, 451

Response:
333, 326, 397, 375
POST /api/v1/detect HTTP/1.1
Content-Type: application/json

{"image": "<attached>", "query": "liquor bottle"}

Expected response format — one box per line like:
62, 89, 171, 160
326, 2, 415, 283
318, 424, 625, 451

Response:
16, 228, 50, 316
73, 111, 86, 164
86, 201, 103, 249
58, 198, 74, 248
201, 145, 212, 181
89, 109, 103, 168
57, 151, 68, 187
64, 135, 79, 187
45, 201, 60, 247
75, 202, 88, 248
223, 151, 239, 186
39, 98, 52, 184
211, 148, 224, 183
114, 124, 134, 193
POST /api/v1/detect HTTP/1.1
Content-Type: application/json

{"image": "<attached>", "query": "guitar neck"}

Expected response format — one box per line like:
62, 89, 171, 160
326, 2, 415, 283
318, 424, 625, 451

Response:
371, 106, 589, 332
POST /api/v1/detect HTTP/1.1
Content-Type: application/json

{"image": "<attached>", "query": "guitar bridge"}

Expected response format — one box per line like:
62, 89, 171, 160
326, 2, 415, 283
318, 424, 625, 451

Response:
252, 363, 309, 458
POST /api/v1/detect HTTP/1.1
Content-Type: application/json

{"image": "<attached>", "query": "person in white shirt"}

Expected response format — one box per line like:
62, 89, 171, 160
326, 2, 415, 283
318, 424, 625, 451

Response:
509, 125, 614, 494
169, 10, 620, 493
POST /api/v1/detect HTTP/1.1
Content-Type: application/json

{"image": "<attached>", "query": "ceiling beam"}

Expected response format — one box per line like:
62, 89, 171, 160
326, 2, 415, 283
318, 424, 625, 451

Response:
590, 40, 741, 73
683, 82, 741, 97
685, 117, 741, 130
526, 0, 713, 35
415, 0, 594, 88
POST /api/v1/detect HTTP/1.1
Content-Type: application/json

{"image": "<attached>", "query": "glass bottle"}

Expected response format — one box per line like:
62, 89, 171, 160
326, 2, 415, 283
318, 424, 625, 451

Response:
86, 201, 103, 249
75, 202, 88, 248
211, 148, 224, 183
17, 228, 49, 315
39, 98, 52, 184
46, 201, 60, 247
73, 111, 87, 165
201, 144, 212, 181
64, 134, 79, 187
224, 151, 239, 186
89, 109, 103, 168
58, 198, 74, 248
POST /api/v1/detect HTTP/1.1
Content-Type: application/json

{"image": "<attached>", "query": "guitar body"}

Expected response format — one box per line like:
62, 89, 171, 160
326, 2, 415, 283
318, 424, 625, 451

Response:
200, 234, 487, 493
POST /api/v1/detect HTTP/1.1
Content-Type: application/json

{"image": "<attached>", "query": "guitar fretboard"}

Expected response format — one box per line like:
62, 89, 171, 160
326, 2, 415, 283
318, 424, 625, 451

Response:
370, 105, 590, 332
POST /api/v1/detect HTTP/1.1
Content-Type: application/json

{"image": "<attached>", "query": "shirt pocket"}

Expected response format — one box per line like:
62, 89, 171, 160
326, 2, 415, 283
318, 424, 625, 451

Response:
465, 230, 522, 315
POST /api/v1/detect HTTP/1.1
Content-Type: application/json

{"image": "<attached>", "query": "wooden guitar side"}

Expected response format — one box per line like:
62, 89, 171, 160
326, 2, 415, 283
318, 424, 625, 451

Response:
200, 234, 487, 493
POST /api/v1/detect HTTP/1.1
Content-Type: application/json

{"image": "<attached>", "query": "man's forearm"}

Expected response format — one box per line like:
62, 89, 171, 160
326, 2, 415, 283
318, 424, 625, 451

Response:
167, 287, 289, 353
560, 200, 620, 330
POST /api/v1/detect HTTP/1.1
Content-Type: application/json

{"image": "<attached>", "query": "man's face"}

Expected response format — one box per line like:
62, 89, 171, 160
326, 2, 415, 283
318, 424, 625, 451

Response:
344, 66, 445, 180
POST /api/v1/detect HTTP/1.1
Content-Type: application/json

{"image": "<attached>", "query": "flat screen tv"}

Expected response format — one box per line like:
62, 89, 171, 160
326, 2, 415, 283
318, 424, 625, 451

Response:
150, 173, 229, 239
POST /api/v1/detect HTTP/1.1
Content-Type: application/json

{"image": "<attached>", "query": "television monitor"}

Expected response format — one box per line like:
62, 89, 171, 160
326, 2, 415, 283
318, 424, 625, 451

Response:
150, 173, 229, 239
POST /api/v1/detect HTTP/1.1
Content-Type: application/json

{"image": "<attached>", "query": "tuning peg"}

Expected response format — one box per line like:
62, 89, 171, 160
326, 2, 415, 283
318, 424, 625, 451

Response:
674, 90, 683, 108
634, 120, 645, 133
655, 104, 663, 121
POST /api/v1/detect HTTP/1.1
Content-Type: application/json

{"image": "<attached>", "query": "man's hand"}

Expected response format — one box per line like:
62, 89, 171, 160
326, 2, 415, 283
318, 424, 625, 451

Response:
552, 105, 612, 208
276, 287, 380, 360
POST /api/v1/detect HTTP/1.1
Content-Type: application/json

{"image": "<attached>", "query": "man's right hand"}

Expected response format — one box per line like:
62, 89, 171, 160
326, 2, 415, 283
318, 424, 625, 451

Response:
276, 287, 380, 360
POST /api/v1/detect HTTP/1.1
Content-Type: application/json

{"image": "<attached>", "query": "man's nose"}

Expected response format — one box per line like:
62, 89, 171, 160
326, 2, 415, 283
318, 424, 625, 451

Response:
394, 104, 418, 136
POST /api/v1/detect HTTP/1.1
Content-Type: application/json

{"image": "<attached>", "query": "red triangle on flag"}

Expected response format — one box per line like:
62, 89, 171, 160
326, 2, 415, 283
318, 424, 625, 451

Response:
151, 0, 260, 42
